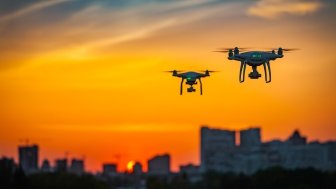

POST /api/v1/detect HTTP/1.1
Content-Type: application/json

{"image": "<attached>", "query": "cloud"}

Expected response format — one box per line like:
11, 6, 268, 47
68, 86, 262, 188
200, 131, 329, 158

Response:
0, 0, 243, 64
0, 0, 71, 24
75, 19, 177, 52
248, 0, 323, 19
71, 1, 241, 52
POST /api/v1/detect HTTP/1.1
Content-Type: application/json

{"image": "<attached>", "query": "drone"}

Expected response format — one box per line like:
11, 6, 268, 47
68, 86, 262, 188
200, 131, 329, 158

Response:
215, 47, 298, 83
165, 70, 216, 95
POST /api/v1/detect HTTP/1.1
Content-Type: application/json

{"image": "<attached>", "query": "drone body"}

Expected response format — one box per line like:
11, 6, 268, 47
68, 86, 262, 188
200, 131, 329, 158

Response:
166, 70, 214, 95
216, 47, 295, 83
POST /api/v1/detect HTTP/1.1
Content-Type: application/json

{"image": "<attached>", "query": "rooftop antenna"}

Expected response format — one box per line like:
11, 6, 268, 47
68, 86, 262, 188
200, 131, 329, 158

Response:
65, 151, 69, 160
19, 138, 30, 145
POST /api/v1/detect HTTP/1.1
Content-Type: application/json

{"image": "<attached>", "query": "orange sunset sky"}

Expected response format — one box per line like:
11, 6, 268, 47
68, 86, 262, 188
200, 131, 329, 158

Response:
0, 0, 336, 172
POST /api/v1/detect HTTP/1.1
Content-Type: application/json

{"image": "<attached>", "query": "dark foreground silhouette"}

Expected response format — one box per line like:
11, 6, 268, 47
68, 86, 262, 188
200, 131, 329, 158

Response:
147, 167, 336, 189
0, 166, 107, 189
1, 165, 336, 189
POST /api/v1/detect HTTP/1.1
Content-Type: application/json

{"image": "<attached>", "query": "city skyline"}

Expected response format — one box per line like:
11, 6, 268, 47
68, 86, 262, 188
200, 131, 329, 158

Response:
1, 0, 336, 172
2, 126, 335, 173
201, 126, 336, 175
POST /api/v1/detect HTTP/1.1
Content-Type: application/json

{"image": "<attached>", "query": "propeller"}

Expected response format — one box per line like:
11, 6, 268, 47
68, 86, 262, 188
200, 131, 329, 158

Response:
198, 70, 219, 73
164, 70, 184, 73
213, 47, 251, 53
282, 48, 300, 52
213, 50, 231, 53
213, 50, 229, 53
266, 48, 300, 52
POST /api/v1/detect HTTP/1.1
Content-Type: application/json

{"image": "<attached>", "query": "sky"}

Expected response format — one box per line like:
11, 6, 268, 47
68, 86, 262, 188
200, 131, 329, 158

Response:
0, 0, 336, 172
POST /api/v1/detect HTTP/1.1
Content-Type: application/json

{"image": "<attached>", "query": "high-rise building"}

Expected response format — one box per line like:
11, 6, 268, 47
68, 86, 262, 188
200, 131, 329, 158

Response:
103, 163, 117, 176
0, 157, 16, 175
287, 130, 307, 145
240, 127, 261, 148
180, 163, 200, 175
200, 126, 336, 174
70, 158, 84, 175
133, 162, 143, 175
18, 144, 39, 174
55, 158, 68, 172
180, 164, 202, 183
326, 142, 336, 169
200, 126, 236, 172
41, 159, 51, 173
148, 154, 170, 175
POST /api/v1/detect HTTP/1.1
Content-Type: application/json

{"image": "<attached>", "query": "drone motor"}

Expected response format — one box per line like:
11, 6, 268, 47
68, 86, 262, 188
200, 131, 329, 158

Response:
278, 48, 283, 56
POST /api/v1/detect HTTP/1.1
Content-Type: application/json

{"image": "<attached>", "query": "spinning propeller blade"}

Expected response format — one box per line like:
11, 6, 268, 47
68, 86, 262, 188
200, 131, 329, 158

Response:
282, 48, 300, 52
266, 48, 300, 52
214, 47, 252, 53
199, 70, 219, 73
164, 70, 183, 73
213, 50, 229, 53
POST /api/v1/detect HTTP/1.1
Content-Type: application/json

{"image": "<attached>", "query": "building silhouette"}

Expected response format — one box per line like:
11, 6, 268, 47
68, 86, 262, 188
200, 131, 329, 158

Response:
18, 144, 39, 174
180, 163, 201, 182
200, 126, 236, 172
240, 127, 261, 148
287, 129, 307, 145
103, 163, 117, 177
0, 156, 15, 174
133, 161, 143, 175
70, 158, 85, 175
148, 154, 170, 175
41, 159, 51, 173
55, 158, 68, 172
200, 126, 336, 174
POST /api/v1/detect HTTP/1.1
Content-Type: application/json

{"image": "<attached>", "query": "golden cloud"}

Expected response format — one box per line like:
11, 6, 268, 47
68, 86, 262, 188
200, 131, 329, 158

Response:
248, 0, 323, 19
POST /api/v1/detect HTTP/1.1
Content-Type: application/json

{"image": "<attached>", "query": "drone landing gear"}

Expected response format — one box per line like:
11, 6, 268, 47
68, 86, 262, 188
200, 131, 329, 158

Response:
180, 78, 184, 95
180, 78, 203, 95
263, 62, 272, 83
239, 61, 247, 83
199, 78, 203, 95
240, 62, 272, 83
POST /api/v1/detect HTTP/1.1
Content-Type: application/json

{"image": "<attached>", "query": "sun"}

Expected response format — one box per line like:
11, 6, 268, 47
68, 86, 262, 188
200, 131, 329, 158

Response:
127, 161, 135, 172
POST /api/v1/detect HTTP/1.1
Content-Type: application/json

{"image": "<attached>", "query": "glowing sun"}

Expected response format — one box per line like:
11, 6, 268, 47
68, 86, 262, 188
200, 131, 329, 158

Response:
127, 161, 135, 172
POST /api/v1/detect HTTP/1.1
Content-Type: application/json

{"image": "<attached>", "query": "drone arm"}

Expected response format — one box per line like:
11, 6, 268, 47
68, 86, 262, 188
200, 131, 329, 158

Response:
232, 56, 244, 62
239, 61, 247, 83
180, 78, 184, 95
199, 78, 203, 95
